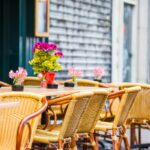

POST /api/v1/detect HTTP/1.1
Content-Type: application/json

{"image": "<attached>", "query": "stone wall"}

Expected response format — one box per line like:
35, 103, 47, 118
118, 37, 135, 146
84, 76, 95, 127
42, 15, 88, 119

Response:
49, 0, 112, 82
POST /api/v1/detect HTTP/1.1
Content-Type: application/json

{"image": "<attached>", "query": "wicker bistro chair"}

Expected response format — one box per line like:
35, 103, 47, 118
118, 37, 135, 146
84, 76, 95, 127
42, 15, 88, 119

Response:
75, 89, 109, 150
0, 92, 47, 150
33, 92, 94, 150
23, 76, 41, 86
63, 79, 109, 88
94, 86, 141, 150
118, 83, 150, 147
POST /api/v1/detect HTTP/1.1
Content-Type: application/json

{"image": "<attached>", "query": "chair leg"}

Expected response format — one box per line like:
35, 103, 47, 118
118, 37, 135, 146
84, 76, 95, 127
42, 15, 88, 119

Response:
112, 129, 119, 150
130, 124, 137, 145
118, 135, 123, 150
94, 131, 99, 149
70, 137, 77, 150
123, 135, 130, 150
138, 125, 141, 144
89, 133, 98, 150
58, 139, 63, 150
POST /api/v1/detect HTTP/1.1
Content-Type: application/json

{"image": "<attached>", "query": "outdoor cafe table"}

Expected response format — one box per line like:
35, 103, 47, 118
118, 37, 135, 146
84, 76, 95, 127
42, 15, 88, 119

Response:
0, 86, 112, 99
0, 86, 112, 124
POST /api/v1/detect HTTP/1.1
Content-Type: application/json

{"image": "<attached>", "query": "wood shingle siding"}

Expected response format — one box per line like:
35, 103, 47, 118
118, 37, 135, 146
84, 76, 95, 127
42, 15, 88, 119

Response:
49, 0, 112, 82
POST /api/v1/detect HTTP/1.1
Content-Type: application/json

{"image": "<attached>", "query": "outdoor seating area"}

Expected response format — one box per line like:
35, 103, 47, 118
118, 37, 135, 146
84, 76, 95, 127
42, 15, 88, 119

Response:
1, 0, 150, 150
0, 80, 150, 150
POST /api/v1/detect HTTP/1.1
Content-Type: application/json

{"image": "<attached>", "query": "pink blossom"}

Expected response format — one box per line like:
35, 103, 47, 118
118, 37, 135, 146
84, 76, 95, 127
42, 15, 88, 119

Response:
9, 67, 28, 85
68, 67, 83, 78
93, 67, 105, 79
9, 70, 16, 79
37, 73, 43, 79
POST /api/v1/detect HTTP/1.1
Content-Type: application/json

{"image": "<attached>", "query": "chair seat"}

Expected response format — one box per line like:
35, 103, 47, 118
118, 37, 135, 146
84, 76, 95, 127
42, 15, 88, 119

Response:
34, 124, 62, 143
100, 112, 115, 121
0, 145, 25, 150
95, 121, 113, 132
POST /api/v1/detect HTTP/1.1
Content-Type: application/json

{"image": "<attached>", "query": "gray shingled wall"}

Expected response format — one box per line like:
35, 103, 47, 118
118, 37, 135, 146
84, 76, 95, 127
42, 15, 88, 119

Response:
49, 0, 112, 82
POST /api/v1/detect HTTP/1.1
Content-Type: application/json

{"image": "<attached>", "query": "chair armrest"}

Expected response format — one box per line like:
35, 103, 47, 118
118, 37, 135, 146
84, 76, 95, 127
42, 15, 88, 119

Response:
101, 90, 125, 120
16, 97, 48, 150
98, 83, 110, 88
0, 81, 11, 87
48, 94, 73, 105
108, 90, 125, 99
41, 95, 73, 130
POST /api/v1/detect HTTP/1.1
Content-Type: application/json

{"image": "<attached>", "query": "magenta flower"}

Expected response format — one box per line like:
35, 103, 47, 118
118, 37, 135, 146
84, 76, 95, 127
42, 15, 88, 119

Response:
48, 43, 58, 50
29, 42, 64, 73
33, 42, 58, 52
41, 43, 51, 52
33, 42, 42, 52
41, 43, 58, 52
55, 51, 64, 58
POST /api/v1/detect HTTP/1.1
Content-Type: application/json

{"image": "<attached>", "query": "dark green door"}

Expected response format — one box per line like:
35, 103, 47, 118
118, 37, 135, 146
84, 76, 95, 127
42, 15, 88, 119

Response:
0, 0, 48, 83
0, 0, 19, 83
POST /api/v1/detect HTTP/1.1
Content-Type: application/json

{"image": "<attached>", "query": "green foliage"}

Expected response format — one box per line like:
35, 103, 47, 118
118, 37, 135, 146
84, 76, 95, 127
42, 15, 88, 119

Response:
29, 50, 62, 74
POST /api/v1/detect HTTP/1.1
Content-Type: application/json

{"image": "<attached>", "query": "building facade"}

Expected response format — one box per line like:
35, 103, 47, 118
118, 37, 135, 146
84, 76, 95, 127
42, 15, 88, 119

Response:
112, 0, 150, 83
0, 0, 150, 84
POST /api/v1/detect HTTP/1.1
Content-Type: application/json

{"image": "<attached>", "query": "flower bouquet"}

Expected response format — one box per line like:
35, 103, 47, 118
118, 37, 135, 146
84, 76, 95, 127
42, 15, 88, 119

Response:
93, 67, 105, 82
9, 67, 27, 91
29, 42, 63, 87
64, 67, 83, 87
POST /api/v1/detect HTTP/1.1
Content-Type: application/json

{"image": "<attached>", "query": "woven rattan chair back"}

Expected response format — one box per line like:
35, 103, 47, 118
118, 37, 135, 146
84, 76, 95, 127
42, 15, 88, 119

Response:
76, 79, 100, 87
113, 86, 141, 128
59, 92, 93, 139
0, 92, 46, 150
65, 79, 99, 87
23, 76, 41, 86
77, 90, 108, 133
119, 83, 150, 120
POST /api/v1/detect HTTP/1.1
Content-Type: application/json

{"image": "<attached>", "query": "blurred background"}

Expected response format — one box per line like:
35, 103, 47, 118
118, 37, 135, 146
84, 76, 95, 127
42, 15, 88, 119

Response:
0, 0, 149, 84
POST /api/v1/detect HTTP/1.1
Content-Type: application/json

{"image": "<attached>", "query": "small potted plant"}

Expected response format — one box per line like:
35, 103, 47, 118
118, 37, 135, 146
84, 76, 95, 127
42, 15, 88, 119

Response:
93, 67, 105, 82
9, 67, 27, 91
64, 67, 83, 87
29, 42, 63, 88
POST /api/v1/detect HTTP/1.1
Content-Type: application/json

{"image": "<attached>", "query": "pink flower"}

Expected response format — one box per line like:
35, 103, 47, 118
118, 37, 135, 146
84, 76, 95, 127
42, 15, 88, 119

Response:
37, 73, 43, 79
9, 70, 16, 79
9, 67, 28, 85
68, 67, 83, 80
93, 67, 105, 79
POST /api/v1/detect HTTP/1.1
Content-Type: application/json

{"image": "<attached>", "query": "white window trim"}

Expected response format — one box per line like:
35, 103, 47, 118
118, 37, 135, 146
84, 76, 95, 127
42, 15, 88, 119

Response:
112, 0, 138, 82
124, 0, 137, 5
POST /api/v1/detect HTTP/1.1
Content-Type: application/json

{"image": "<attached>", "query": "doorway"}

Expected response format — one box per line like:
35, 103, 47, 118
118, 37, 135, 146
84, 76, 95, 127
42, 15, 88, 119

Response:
123, 3, 134, 82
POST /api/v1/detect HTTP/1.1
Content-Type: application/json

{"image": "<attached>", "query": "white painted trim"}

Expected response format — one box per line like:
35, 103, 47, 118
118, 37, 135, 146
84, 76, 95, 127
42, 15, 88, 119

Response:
130, 3, 138, 82
111, 0, 118, 82
112, 0, 137, 82
111, 0, 124, 82
124, 0, 137, 5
